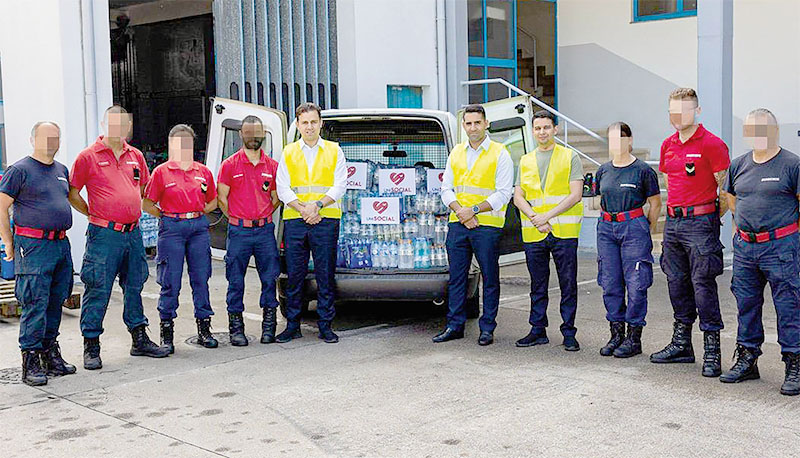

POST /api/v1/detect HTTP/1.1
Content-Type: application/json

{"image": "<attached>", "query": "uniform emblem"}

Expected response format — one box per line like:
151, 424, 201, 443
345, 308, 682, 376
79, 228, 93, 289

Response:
133, 168, 141, 181
262, 180, 270, 192
685, 162, 695, 176
200, 182, 208, 193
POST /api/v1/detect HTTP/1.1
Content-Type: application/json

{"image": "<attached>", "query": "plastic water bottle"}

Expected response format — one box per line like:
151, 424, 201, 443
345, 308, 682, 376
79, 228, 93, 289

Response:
371, 241, 382, 269
421, 241, 431, 269
389, 241, 398, 268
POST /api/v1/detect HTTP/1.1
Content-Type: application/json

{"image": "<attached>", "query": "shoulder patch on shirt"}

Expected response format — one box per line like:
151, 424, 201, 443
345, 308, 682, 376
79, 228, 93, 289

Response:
761, 177, 780, 182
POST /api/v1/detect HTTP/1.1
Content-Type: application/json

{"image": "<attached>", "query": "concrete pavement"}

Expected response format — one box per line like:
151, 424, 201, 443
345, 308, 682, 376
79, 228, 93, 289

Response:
0, 255, 798, 457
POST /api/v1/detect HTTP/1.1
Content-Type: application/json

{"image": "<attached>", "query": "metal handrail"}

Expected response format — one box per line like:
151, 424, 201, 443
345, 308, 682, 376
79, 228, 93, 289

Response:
462, 78, 603, 166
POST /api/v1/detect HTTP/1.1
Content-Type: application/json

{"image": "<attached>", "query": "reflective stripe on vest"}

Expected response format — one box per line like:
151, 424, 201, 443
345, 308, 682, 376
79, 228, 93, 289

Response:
447, 140, 508, 228
282, 140, 342, 220
519, 144, 583, 242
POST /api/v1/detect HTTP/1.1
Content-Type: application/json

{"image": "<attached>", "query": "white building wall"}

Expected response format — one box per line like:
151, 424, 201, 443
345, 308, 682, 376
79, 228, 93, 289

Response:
557, 0, 697, 156
0, 0, 113, 267
337, 0, 441, 109
732, 0, 800, 158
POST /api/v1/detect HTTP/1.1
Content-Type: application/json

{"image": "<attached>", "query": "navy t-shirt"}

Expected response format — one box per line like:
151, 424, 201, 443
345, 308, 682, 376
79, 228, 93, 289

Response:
595, 158, 660, 213
0, 156, 73, 231
725, 148, 800, 233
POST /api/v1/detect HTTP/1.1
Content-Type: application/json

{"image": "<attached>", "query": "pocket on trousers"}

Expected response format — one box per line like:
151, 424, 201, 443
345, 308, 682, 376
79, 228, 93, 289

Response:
596, 255, 609, 289
695, 240, 724, 278
778, 249, 800, 286
155, 257, 168, 287
80, 254, 107, 290
633, 260, 654, 292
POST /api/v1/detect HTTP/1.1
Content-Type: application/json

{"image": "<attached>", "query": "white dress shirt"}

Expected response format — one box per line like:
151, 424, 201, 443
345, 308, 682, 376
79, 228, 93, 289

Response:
276, 138, 347, 205
440, 135, 514, 210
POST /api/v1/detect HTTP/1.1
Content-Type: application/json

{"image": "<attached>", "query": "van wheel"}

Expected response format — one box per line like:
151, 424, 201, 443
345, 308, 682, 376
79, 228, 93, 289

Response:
466, 292, 480, 319
278, 297, 310, 319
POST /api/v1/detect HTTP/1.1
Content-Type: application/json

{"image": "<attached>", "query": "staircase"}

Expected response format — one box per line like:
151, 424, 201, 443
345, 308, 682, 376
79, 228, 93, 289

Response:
518, 51, 555, 107
567, 129, 668, 253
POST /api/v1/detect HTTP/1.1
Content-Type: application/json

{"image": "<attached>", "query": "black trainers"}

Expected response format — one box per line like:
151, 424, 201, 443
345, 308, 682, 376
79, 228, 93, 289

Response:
614, 325, 643, 358
702, 331, 722, 377
780, 352, 800, 396
228, 313, 249, 347
318, 326, 339, 344
600, 322, 625, 356
160, 319, 175, 354
21, 350, 47, 386
650, 322, 695, 363
276, 325, 303, 343
130, 325, 171, 358
515, 328, 549, 348
43, 340, 77, 376
196, 317, 219, 348
83, 337, 102, 370
261, 307, 277, 344
720, 345, 760, 383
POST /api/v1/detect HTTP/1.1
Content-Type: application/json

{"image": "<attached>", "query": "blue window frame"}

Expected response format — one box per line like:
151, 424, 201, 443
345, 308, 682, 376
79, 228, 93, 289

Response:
633, 0, 697, 22
468, 0, 517, 103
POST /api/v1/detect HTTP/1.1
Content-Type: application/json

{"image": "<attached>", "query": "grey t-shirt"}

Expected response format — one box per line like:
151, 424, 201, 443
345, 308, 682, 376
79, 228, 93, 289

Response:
725, 148, 800, 233
515, 148, 584, 189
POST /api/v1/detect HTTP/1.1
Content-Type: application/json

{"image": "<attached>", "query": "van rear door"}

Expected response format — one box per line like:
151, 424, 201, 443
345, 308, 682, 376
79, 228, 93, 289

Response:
204, 97, 287, 258
457, 95, 534, 258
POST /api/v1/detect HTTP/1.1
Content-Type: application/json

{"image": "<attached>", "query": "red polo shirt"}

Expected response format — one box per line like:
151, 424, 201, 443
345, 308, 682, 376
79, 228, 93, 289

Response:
659, 124, 730, 207
70, 136, 150, 224
217, 149, 278, 222
145, 161, 216, 214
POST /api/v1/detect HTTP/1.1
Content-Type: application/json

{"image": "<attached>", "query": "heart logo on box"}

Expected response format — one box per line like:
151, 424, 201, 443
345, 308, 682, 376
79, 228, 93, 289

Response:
373, 201, 389, 214
390, 172, 405, 185
347, 166, 356, 178
438, 172, 444, 182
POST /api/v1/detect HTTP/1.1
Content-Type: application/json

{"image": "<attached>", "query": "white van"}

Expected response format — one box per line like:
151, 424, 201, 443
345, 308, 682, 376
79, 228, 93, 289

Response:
203, 95, 536, 318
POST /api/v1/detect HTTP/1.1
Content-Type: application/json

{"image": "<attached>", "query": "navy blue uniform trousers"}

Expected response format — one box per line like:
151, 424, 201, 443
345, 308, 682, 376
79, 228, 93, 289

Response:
596, 216, 654, 327
80, 224, 149, 338
660, 213, 724, 331
156, 216, 213, 320
731, 233, 800, 355
16, 235, 73, 350
224, 222, 281, 313
445, 222, 502, 333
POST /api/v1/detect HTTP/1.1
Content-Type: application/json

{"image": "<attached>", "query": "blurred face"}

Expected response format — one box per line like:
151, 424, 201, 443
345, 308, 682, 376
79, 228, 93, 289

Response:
533, 117, 557, 147
297, 110, 322, 144
240, 122, 266, 151
607, 125, 632, 158
743, 113, 779, 151
462, 112, 488, 144
31, 123, 60, 157
168, 134, 194, 162
668, 98, 699, 131
103, 111, 132, 141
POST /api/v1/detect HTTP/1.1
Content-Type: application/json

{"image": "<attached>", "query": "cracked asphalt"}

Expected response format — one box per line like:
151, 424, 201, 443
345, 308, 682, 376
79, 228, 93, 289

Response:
1, 255, 798, 457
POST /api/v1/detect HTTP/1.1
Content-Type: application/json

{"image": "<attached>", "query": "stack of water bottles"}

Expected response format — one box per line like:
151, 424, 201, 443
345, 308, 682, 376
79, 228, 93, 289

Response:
139, 213, 159, 248
336, 161, 450, 271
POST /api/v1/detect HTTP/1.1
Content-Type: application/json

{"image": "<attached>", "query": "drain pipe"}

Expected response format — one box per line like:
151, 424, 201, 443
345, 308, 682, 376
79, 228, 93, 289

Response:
435, 0, 447, 110
80, 0, 99, 146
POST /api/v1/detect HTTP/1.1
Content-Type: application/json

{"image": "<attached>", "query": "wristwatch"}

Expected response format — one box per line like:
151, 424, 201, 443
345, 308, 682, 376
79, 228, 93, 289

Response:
471, 205, 481, 215
315, 200, 324, 209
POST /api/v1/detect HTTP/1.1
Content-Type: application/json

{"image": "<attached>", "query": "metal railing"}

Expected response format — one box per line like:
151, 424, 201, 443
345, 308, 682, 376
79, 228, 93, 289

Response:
517, 28, 538, 96
462, 78, 603, 166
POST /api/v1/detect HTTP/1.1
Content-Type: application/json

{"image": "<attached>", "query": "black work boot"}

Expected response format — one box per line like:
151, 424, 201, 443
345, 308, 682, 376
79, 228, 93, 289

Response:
261, 307, 277, 344
130, 325, 171, 358
83, 337, 103, 370
650, 322, 695, 363
196, 318, 219, 348
702, 330, 722, 377
43, 340, 77, 376
228, 313, 249, 347
600, 322, 626, 356
21, 350, 47, 386
614, 325, 643, 358
780, 352, 800, 396
515, 328, 549, 347
720, 345, 760, 383
160, 319, 175, 355
276, 324, 303, 343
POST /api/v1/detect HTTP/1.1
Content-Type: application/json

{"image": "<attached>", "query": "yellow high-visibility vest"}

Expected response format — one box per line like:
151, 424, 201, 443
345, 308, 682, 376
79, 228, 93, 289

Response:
519, 144, 583, 242
447, 140, 508, 228
281, 139, 342, 220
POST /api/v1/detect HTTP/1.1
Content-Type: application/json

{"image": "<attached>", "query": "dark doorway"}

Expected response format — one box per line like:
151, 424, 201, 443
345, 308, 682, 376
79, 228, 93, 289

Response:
111, 14, 215, 169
